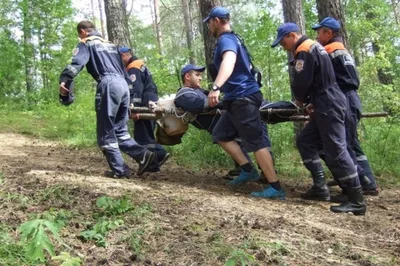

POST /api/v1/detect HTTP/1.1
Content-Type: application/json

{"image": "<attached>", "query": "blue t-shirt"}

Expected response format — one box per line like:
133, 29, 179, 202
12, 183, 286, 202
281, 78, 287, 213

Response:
213, 33, 259, 100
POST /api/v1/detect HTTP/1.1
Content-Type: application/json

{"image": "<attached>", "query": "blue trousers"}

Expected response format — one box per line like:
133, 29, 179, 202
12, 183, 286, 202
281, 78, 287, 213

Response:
297, 87, 361, 188
344, 90, 377, 188
95, 75, 148, 176
134, 119, 168, 171
317, 90, 377, 188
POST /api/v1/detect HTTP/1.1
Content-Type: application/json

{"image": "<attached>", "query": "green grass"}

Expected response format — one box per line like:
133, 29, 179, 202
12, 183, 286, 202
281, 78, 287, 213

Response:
0, 92, 399, 182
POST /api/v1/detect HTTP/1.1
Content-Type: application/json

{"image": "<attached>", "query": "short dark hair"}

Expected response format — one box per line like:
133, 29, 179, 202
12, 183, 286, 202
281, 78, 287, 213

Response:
77, 20, 95, 34
321, 26, 341, 37
212, 16, 230, 25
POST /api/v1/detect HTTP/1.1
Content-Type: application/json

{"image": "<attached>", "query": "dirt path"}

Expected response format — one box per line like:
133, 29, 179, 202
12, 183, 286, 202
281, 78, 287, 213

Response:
0, 133, 399, 266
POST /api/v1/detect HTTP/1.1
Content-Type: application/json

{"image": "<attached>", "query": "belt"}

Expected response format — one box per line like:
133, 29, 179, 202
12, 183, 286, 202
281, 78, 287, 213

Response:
96, 72, 124, 82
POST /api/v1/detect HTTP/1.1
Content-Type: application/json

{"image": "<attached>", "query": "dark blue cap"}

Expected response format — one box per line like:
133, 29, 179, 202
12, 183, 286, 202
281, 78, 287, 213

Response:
203, 6, 230, 23
312, 17, 341, 31
119, 47, 131, 53
271, 23, 300, 47
181, 64, 205, 76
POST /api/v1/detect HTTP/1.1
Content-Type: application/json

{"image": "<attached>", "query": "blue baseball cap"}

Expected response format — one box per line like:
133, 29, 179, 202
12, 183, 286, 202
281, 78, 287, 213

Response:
203, 7, 230, 23
181, 64, 205, 76
119, 47, 131, 53
271, 23, 300, 47
312, 17, 341, 31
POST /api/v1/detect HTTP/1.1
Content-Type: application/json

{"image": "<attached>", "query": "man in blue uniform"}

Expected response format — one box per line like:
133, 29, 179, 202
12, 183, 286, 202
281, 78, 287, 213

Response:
119, 47, 170, 172
312, 17, 379, 199
272, 22, 366, 214
175, 64, 255, 174
59, 20, 155, 178
204, 7, 285, 199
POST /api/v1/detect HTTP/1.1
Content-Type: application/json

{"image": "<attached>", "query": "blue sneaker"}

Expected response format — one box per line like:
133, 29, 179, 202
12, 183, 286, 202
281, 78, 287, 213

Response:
229, 169, 260, 185
251, 186, 286, 200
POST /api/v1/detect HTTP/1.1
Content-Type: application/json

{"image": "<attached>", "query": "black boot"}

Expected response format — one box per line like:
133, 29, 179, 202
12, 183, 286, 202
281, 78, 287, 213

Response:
327, 179, 338, 187
330, 189, 348, 203
330, 186, 366, 215
301, 171, 330, 201
359, 174, 372, 187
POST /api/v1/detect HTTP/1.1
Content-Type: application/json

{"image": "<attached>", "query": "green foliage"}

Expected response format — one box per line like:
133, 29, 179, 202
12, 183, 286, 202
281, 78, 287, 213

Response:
96, 195, 133, 215
19, 219, 61, 262
79, 218, 124, 247
225, 249, 255, 266
167, 126, 232, 170
0, 0, 399, 181
79, 195, 150, 247
129, 228, 145, 255
1, 192, 31, 210
0, 225, 31, 266
52, 252, 82, 266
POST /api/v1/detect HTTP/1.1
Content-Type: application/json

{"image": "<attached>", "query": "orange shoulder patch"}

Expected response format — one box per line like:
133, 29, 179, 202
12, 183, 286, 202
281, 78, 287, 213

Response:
126, 60, 144, 71
294, 39, 315, 56
324, 42, 346, 54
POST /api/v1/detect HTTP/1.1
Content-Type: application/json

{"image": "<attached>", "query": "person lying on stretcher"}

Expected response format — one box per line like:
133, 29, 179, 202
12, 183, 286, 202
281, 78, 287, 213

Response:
175, 64, 275, 179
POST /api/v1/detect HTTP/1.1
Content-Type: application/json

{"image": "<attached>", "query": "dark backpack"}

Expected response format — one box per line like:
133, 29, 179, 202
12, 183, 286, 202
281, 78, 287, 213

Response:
208, 31, 263, 88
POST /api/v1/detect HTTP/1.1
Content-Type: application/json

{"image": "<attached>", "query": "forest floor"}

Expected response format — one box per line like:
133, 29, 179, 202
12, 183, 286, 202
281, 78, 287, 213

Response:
0, 133, 399, 266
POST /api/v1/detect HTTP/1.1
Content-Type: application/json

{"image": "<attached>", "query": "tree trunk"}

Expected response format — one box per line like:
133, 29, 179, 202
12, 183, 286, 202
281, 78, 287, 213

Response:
91, 0, 97, 28
152, 0, 164, 55
104, 0, 130, 46
22, 0, 34, 92
315, 0, 349, 48
391, 0, 400, 25
365, 7, 394, 86
282, 0, 306, 138
371, 42, 394, 85
181, 0, 195, 64
98, 0, 107, 38
282, 0, 306, 80
199, 0, 221, 86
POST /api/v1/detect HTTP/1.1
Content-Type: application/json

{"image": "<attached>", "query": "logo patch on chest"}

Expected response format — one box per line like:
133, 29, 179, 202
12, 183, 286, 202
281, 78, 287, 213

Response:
130, 74, 136, 82
295, 60, 304, 72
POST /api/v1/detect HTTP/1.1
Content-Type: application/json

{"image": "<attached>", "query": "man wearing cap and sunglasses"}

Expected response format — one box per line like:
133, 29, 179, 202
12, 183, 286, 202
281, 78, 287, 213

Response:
271, 22, 366, 215
312, 17, 379, 199
119, 47, 170, 173
204, 7, 285, 199
175, 64, 258, 178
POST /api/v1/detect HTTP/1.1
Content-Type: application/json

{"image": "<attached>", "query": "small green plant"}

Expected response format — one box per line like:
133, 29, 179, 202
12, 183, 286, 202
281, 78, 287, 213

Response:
3, 192, 31, 210
38, 208, 72, 229
131, 202, 152, 220
79, 218, 124, 247
39, 184, 74, 203
0, 172, 4, 185
19, 219, 62, 262
52, 252, 82, 266
225, 249, 255, 266
130, 228, 145, 255
0, 225, 30, 265
96, 195, 133, 215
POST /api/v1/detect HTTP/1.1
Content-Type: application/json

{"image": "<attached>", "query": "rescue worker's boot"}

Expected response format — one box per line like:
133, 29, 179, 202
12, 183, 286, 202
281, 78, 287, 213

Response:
359, 173, 380, 196
301, 171, 330, 201
327, 179, 338, 187
330, 190, 348, 203
330, 186, 366, 215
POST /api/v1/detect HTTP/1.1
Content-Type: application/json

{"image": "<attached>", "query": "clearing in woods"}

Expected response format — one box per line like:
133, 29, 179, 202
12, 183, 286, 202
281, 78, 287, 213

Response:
0, 133, 399, 266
